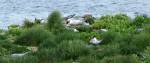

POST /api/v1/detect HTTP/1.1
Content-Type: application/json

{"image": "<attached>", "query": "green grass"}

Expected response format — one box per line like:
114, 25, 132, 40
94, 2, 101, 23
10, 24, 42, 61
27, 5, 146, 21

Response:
0, 11, 150, 63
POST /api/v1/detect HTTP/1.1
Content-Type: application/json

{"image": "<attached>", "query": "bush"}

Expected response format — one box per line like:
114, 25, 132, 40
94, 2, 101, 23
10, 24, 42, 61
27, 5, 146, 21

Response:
8, 25, 22, 36
11, 55, 38, 63
90, 43, 121, 59
0, 40, 15, 54
11, 46, 29, 54
111, 33, 139, 55
55, 60, 73, 63
133, 16, 145, 27
131, 32, 150, 52
36, 48, 58, 63
92, 15, 113, 29
47, 11, 64, 33
0, 46, 8, 56
100, 55, 141, 63
80, 32, 101, 42
34, 18, 41, 24
76, 25, 92, 32
39, 37, 57, 49
143, 46, 150, 63
0, 41, 29, 54
15, 26, 55, 46
37, 40, 89, 62
23, 19, 34, 28
55, 30, 81, 43
56, 40, 89, 60
0, 30, 7, 40
0, 57, 10, 63
79, 56, 100, 63
143, 24, 150, 33
92, 14, 133, 33
101, 31, 119, 44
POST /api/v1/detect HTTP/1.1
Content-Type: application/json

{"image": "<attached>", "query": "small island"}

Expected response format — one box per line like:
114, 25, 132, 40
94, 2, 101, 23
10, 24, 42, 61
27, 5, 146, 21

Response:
0, 10, 150, 63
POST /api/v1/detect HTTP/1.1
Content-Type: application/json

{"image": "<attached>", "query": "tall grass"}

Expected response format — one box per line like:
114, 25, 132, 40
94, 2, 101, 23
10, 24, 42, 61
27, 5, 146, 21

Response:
15, 26, 55, 46
47, 11, 65, 34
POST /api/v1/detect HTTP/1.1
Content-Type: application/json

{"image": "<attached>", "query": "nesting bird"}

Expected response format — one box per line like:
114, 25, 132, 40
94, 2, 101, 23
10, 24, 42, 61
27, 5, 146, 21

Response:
100, 29, 108, 32
73, 28, 79, 32
90, 37, 102, 45
66, 18, 84, 26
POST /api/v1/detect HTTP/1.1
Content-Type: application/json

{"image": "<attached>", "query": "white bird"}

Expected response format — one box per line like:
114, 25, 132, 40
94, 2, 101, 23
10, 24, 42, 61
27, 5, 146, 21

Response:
100, 29, 108, 32
90, 37, 102, 45
66, 18, 83, 26
73, 29, 79, 32
136, 28, 143, 32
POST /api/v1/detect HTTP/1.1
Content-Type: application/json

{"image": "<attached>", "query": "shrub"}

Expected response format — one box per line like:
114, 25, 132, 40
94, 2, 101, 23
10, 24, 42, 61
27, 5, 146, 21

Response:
0, 41, 29, 54
0, 46, 8, 56
0, 30, 7, 40
11, 55, 38, 63
11, 46, 29, 54
55, 60, 73, 63
80, 32, 92, 42
92, 14, 133, 33
133, 16, 145, 27
100, 55, 141, 63
0, 57, 10, 63
76, 25, 92, 32
131, 32, 150, 52
23, 19, 34, 28
37, 48, 75, 63
80, 32, 101, 42
0, 40, 15, 54
90, 43, 121, 59
36, 48, 58, 63
143, 24, 150, 33
55, 30, 81, 43
120, 44, 139, 55
39, 37, 57, 49
34, 18, 41, 24
37, 40, 89, 62
8, 25, 22, 36
101, 31, 119, 44
47, 11, 64, 33
79, 56, 100, 63
15, 26, 55, 46
111, 33, 139, 55
114, 14, 131, 21
143, 46, 150, 63
56, 40, 89, 60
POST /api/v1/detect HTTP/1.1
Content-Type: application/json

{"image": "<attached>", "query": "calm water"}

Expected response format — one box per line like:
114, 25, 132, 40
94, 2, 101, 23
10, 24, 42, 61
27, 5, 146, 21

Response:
0, 0, 150, 29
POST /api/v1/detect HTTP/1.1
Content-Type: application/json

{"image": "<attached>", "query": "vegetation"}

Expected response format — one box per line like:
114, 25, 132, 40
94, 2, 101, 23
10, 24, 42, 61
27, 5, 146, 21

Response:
0, 11, 150, 63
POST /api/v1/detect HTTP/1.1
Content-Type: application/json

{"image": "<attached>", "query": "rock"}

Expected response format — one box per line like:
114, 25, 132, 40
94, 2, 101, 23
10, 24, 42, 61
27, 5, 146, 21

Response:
82, 14, 95, 24
11, 52, 29, 58
64, 14, 76, 20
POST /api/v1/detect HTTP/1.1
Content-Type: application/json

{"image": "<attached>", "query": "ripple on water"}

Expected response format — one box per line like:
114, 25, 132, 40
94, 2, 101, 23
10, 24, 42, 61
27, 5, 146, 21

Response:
0, 0, 150, 29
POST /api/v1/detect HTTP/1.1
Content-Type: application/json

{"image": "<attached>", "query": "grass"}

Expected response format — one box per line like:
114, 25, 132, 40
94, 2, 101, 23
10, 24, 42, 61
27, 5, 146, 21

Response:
0, 11, 150, 63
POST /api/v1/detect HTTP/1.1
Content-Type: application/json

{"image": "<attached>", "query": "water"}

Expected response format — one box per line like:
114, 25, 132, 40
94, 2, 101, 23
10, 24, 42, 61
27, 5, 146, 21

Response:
0, 0, 150, 29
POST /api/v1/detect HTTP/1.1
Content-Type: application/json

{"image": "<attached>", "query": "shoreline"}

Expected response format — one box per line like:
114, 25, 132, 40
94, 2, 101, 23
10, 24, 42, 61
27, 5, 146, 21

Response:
0, 12, 147, 30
